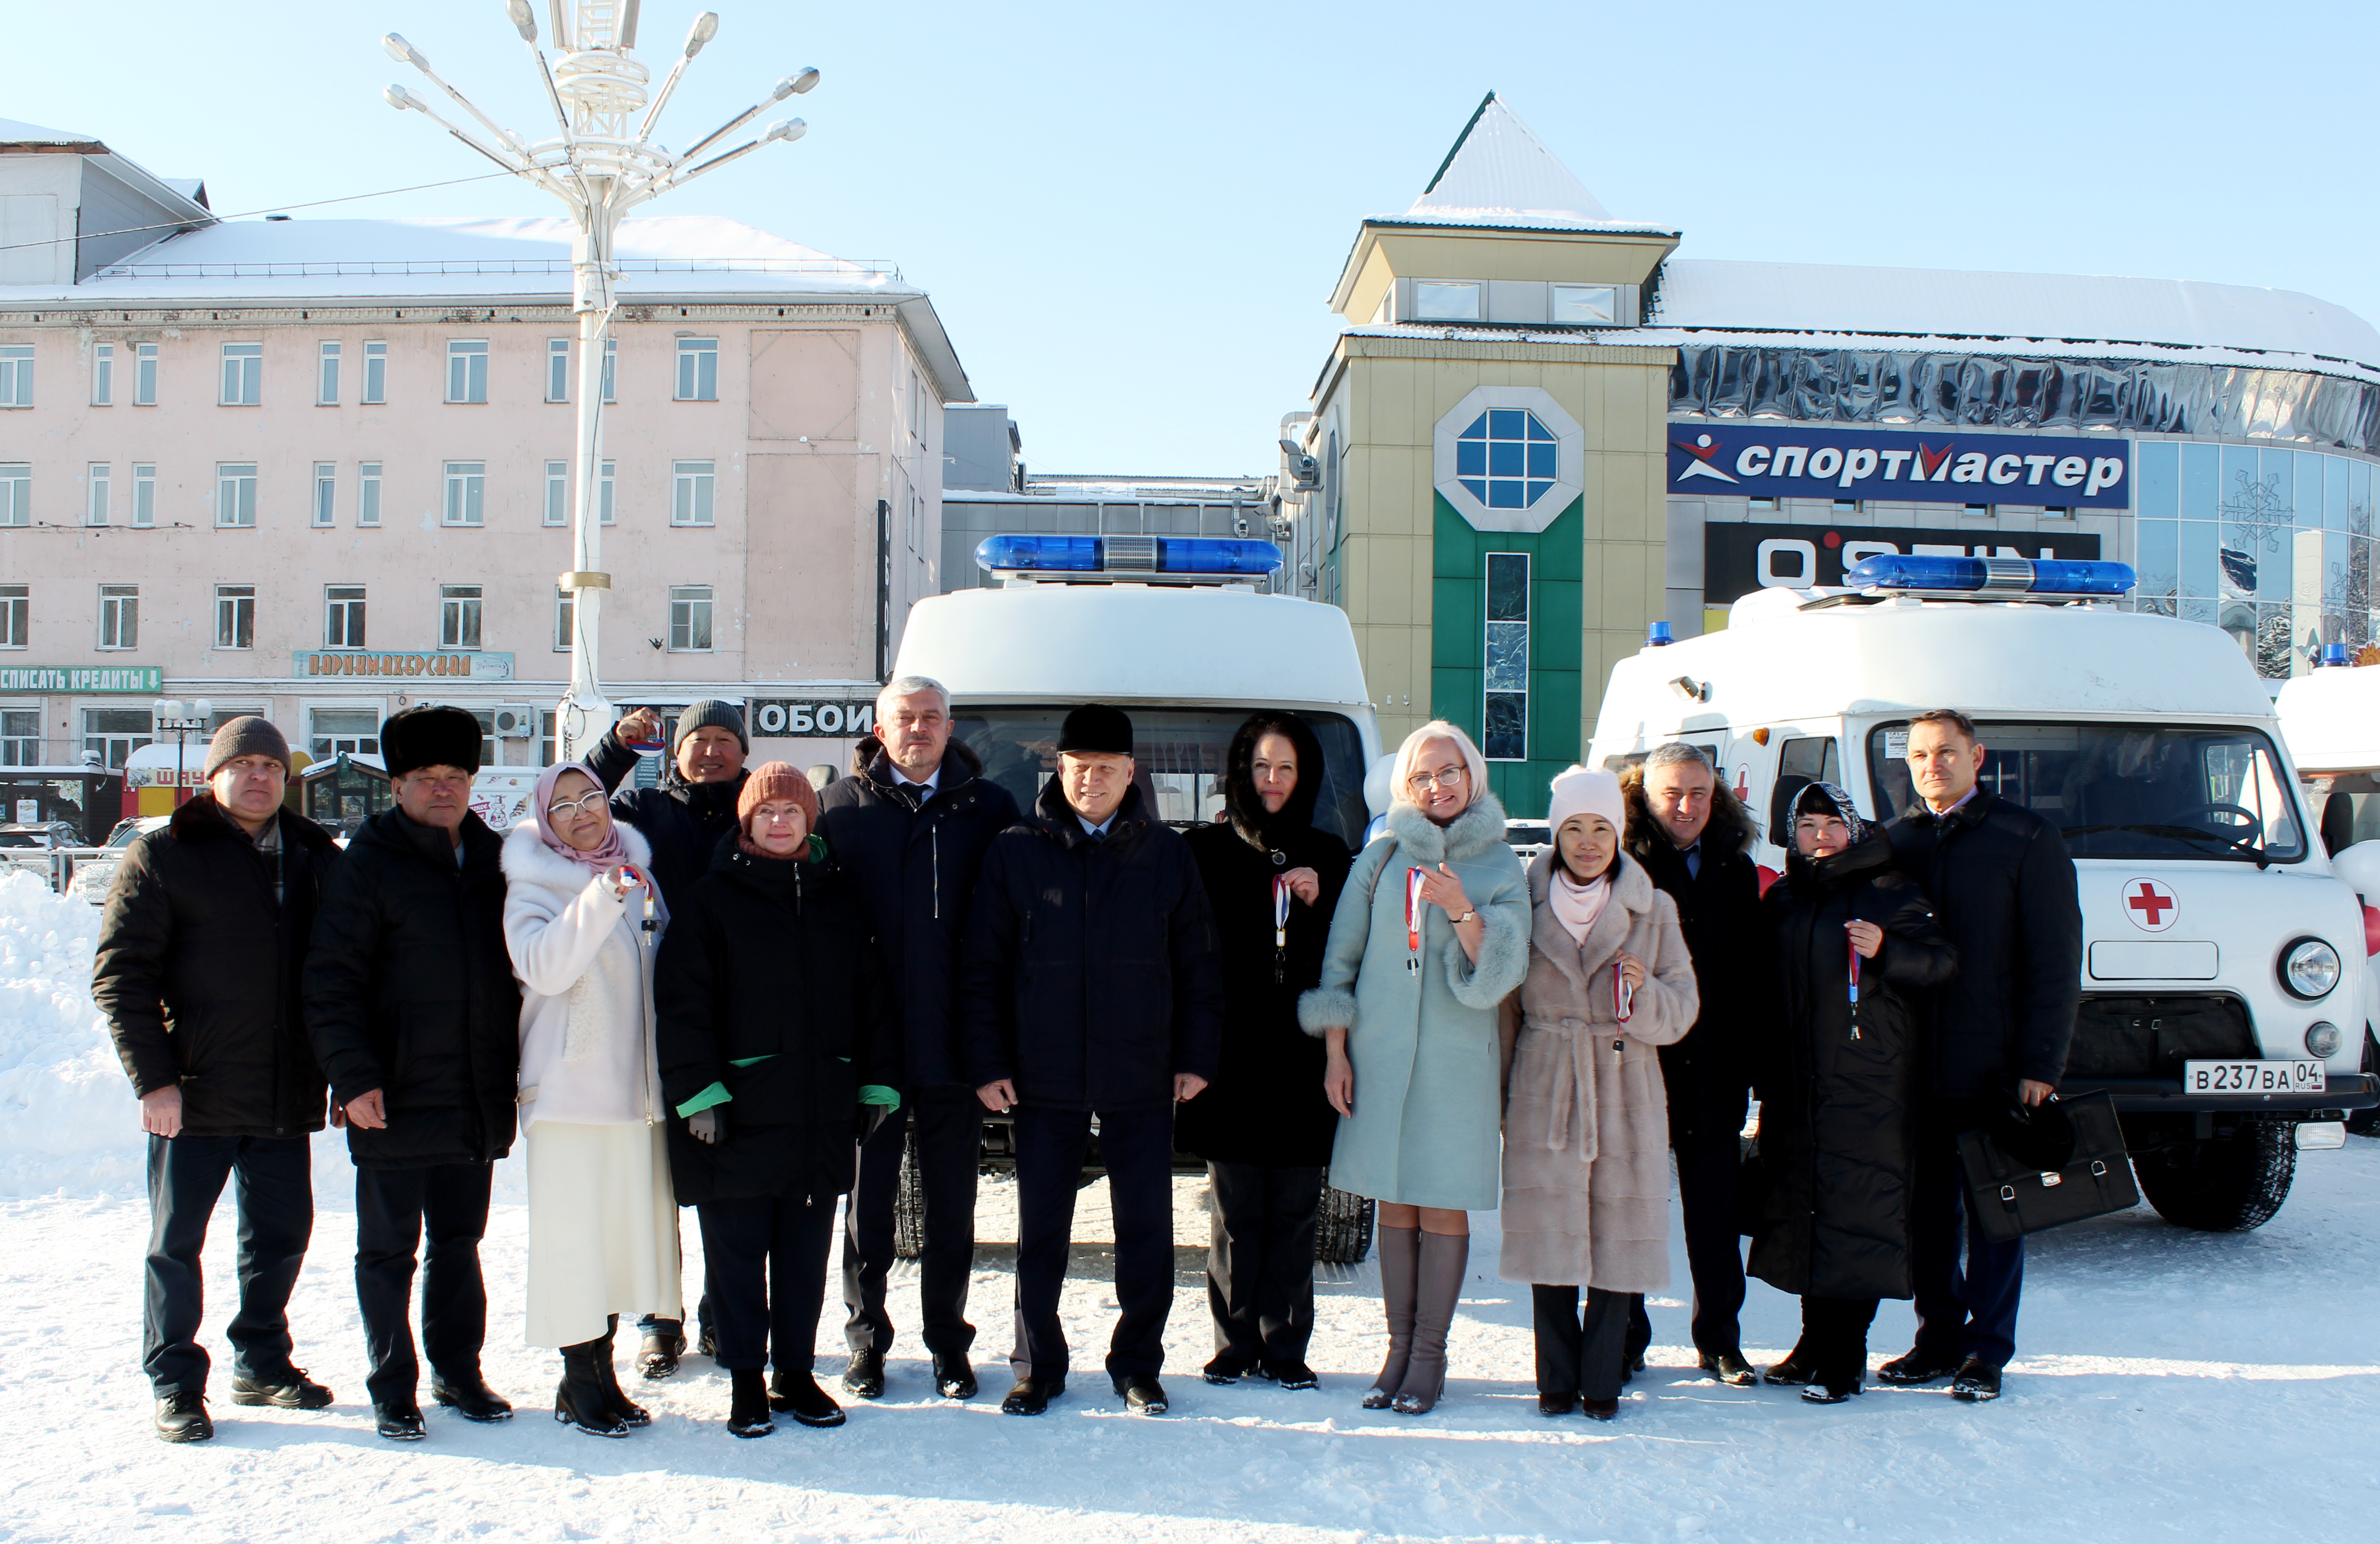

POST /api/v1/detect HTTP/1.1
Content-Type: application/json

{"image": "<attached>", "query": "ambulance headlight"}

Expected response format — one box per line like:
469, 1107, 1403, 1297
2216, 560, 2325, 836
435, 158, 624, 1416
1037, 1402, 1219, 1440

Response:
2303, 1022, 2344, 1059
2280, 939, 2341, 1000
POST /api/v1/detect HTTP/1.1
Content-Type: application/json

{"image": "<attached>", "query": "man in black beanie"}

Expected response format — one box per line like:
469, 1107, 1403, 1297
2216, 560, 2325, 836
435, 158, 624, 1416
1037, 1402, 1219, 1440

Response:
960, 704, 1224, 1417
305, 705, 520, 1441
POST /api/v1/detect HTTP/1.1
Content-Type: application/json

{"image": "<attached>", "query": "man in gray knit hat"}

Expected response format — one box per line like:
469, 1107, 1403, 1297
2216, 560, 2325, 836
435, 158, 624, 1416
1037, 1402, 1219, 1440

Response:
94, 717, 344, 1443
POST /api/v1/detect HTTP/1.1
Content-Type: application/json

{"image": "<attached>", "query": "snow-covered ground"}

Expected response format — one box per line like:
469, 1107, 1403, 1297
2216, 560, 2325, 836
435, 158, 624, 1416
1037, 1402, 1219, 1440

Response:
5, 872, 2378, 1542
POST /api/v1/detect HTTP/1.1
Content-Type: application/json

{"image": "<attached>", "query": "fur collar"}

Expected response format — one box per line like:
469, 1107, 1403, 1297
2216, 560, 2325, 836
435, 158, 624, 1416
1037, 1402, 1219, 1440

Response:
1383, 791, 1509, 865
500, 817, 653, 895
1525, 846, 1657, 991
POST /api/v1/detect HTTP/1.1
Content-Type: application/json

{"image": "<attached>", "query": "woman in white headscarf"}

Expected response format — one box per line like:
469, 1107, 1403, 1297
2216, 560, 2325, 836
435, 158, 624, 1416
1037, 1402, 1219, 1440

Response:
1499, 766, 1698, 1421
502, 762, 680, 1438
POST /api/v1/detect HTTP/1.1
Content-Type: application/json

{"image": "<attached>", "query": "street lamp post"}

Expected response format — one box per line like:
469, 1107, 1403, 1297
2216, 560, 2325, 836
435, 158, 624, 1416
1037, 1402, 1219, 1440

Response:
152, 698, 214, 807
380, 1, 817, 761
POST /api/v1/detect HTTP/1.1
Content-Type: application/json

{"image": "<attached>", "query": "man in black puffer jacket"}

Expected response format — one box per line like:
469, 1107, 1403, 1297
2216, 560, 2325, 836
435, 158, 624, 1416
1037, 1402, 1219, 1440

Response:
959, 705, 1224, 1418
817, 676, 1019, 1403
304, 707, 520, 1441
95, 717, 342, 1444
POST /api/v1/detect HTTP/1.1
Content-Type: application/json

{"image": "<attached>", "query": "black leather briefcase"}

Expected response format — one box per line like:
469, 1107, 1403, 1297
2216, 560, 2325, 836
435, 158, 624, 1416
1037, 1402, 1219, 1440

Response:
1956, 1091, 2138, 1243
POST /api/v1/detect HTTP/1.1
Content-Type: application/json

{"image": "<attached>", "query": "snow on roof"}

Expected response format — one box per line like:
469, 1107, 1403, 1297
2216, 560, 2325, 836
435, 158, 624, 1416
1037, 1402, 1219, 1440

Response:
1384, 92, 1676, 237
1653, 259, 2380, 372
0, 117, 101, 148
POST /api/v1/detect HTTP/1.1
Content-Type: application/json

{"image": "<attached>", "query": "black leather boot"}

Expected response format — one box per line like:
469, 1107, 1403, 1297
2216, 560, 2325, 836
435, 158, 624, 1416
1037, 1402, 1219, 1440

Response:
554, 1341, 629, 1437
598, 1317, 650, 1426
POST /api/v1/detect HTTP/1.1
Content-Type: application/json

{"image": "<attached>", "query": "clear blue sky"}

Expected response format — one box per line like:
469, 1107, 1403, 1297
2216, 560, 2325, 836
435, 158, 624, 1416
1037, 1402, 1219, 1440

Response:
11, 1, 2377, 475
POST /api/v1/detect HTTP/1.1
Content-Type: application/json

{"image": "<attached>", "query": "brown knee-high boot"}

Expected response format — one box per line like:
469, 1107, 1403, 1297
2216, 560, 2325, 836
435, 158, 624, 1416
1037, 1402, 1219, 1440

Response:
1363, 1226, 1422, 1410
1393, 1229, 1468, 1415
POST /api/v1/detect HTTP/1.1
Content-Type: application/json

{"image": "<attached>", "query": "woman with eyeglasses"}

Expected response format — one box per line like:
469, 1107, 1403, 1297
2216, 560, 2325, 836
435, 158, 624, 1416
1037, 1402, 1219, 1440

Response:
1300, 721, 1528, 1415
500, 763, 679, 1438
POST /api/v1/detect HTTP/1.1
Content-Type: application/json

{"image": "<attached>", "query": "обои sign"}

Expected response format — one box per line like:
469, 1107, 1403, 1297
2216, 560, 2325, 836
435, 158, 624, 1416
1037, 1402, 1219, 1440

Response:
749, 700, 876, 736
0, 665, 161, 694
1669, 425, 2130, 508
294, 651, 515, 680
1704, 522, 2103, 605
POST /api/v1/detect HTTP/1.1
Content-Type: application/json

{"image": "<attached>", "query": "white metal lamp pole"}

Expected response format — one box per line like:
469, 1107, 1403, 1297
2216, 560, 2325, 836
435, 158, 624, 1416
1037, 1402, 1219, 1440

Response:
380, 1, 817, 761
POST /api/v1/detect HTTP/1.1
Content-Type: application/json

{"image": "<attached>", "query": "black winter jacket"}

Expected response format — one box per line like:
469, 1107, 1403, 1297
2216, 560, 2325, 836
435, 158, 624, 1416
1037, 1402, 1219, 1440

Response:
1627, 807, 1766, 1146
303, 808, 519, 1169
93, 797, 342, 1138
655, 834, 896, 1205
587, 728, 749, 911
959, 780, 1225, 1111
1886, 789, 2082, 1098
1176, 714, 1350, 1168
814, 739, 1020, 1090
1748, 833, 1955, 1300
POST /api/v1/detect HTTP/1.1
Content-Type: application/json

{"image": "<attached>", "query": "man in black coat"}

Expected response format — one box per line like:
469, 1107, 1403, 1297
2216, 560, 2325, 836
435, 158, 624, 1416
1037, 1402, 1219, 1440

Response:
959, 704, 1225, 1417
1879, 708, 2081, 1403
95, 717, 342, 1444
304, 706, 520, 1441
1619, 743, 1764, 1385
816, 675, 1019, 1403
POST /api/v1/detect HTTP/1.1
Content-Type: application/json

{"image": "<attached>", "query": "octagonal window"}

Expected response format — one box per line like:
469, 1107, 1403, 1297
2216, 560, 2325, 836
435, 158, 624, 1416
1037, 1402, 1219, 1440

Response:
1456, 409, 1558, 509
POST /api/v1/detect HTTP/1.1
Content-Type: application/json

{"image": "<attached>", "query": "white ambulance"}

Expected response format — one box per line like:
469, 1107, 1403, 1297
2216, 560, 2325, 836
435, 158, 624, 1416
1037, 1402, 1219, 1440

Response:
2273, 656, 2380, 1130
1588, 554, 2376, 1231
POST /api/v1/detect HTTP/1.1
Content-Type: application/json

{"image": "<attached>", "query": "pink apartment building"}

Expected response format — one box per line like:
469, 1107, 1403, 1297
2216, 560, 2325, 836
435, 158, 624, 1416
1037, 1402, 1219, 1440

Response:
0, 118, 968, 777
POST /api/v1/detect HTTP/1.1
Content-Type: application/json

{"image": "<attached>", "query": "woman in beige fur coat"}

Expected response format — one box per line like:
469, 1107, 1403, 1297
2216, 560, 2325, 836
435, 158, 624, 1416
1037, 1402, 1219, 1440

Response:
1501, 766, 1697, 1420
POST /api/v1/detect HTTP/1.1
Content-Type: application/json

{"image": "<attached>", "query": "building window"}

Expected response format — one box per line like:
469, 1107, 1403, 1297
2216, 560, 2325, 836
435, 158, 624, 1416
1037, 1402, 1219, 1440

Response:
602, 338, 615, 404
86, 463, 109, 527
312, 462, 336, 527
546, 339, 569, 403
1965, 502, 1992, 515
909, 368, 924, 439
669, 585, 714, 651
362, 340, 388, 404
1748, 496, 1776, 511
309, 709, 379, 761
131, 463, 155, 527
672, 460, 715, 526
440, 584, 482, 649
133, 343, 157, 406
0, 707, 37, 762
0, 586, 26, 650
325, 585, 366, 647
1412, 281, 1480, 322
600, 459, 614, 524
553, 587, 573, 651
1455, 408, 1558, 510
318, 341, 340, 405
0, 464, 27, 527
443, 461, 485, 526
358, 461, 382, 526
1549, 284, 1619, 325
219, 342, 261, 406
545, 460, 568, 526
540, 709, 558, 767
447, 340, 488, 404
1483, 551, 1529, 762
1833, 498, 1860, 513
216, 463, 258, 527
84, 708, 152, 769
907, 492, 921, 553
99, 584, 138, 650
0, 345, 32, 408
214, 585, 255, 650
92, 343, 113, 406
676, 337, 718, 401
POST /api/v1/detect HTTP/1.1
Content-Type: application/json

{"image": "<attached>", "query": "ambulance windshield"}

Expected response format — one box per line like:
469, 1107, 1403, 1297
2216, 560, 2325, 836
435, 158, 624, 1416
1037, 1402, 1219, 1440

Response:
1867, 721, 2307, 863
950, 707, 1371, 849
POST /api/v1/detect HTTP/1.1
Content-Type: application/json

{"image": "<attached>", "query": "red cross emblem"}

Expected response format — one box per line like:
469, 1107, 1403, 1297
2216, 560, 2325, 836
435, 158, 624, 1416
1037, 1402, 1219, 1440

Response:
2123, 878, 2177, 932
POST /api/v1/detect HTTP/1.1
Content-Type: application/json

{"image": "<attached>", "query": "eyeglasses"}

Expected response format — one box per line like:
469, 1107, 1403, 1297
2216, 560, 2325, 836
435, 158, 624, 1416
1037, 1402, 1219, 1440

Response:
547, 789, 606, 819
1407, 765, 1468, 792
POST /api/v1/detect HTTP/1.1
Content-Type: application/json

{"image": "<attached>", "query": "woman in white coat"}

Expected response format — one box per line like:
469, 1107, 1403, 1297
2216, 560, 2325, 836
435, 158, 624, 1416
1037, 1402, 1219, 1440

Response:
502, 762, 681, 1438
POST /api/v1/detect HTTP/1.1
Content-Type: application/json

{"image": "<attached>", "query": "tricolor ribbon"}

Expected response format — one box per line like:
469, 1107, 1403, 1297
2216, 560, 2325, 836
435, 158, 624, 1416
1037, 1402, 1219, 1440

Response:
1847, 934, 1863, 1041
1404, 866, 1426, 973
1273, 873, 1292, 984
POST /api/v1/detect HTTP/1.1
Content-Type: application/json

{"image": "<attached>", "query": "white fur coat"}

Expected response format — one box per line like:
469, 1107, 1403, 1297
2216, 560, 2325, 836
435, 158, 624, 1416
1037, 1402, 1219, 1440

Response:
501, 820, 664, 1129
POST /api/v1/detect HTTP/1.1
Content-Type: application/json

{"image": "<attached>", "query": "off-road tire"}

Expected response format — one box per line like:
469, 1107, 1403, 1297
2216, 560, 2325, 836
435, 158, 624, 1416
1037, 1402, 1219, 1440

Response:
891, 1126, 925, 1260
2132, 1115, 2295, 1231
1314, 1180, 1375, 1264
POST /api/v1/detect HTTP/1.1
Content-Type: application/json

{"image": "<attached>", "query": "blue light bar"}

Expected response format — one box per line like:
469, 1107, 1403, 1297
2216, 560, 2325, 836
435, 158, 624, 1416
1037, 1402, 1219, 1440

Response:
1841, 553, 2136, 597
2322, 643, 2351, 667
975, 534, 1284, 576
1647, 621, 1673, 646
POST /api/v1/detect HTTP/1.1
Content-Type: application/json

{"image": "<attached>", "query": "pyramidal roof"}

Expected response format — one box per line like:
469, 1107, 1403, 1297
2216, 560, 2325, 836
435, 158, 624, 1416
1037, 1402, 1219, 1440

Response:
1404, 93, 1630, 229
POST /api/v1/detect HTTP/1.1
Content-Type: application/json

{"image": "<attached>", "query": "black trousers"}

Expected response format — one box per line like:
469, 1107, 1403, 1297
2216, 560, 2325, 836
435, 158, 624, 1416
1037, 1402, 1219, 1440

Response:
698, 1192, 835, 1374
1911, 1099, 2025, 1367
1205, 1162, 1323, 1363
1533, 1285, 1635, 1401
1800, 1294, 1880, 1386
354, 1162, 492, 1406
1674, 1126, 1748, 1355
1011, 1102, 1176, 1382
142, 1133, 314, 1396
841, 1088, 983, 1357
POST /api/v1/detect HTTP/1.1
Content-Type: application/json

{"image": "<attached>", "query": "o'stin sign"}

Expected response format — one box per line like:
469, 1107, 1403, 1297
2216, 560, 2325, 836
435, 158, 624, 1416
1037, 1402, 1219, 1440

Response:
1669, 425, 2130, 509
750, 700, 876, 737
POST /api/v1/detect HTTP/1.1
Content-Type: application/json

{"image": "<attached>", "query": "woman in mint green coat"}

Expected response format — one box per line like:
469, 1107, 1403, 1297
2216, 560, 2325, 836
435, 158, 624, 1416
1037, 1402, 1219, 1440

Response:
1299, 721, 1527, 1415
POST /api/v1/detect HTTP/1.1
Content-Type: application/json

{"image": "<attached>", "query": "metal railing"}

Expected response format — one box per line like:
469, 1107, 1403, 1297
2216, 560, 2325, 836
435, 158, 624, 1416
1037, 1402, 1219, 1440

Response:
91, 256, 902, 282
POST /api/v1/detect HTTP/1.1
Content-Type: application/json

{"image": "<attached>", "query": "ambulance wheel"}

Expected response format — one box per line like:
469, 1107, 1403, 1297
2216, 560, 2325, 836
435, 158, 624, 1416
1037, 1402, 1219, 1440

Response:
891, 1128, 924, 1260
2348, 1030, 2379, 1137
1314, 1181, 1374, 1264
2131, 1115, 2295, 1231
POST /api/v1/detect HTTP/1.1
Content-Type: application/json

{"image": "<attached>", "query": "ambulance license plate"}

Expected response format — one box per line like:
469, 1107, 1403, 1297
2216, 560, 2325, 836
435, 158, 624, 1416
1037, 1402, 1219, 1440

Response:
2181, 1060, 2327, 1095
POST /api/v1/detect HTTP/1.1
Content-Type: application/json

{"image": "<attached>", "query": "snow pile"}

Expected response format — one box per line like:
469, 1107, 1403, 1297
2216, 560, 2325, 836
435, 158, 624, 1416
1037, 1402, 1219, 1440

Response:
0, 871, 140, 1196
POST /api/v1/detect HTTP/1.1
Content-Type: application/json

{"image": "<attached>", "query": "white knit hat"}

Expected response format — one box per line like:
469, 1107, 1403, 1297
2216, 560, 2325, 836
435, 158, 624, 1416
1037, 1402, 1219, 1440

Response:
1546, 765, 1626, 838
